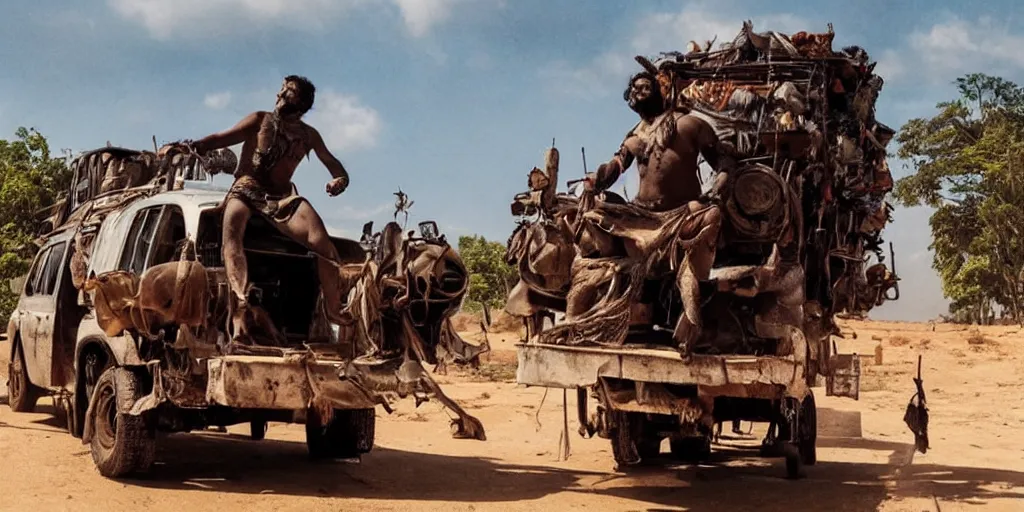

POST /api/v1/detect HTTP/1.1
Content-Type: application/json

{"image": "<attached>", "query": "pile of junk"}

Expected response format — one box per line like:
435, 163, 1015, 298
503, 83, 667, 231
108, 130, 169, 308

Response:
506, 21, 901, 358
504, 22, 919, 474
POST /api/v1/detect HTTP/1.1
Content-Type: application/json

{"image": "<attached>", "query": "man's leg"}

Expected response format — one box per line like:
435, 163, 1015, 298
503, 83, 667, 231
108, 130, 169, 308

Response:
276, 201, 346, 324
223, 197, 252, 338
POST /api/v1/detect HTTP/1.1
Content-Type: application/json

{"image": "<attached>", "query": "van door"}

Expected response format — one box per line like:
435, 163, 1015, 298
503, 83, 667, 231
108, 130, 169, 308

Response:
13, 247, 49, 386
19, 240, 68, 388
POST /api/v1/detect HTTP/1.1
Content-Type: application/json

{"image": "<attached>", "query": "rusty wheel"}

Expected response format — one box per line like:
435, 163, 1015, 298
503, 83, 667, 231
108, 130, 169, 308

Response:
8, 341, 40, 413
609, 411, 662, 467
306, 407, 376, 460
250, 419, 268, 441
88, 367, 156, 478
799, 392, 817, 466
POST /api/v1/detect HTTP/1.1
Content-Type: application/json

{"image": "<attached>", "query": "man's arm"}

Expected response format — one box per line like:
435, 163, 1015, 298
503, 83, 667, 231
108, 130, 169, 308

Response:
589, 140, 635, 192
308, 127, 350, 195
191, 112, 262, 153
685, 115, 734, 199
688, 115, 727, 171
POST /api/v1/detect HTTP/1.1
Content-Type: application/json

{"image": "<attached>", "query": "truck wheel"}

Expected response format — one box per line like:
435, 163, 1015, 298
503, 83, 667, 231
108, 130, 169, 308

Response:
799, 393, 817, 466
250, 419, 268, 441
305, 407, 376, 460
89, 367, 157, 478
609, 411, 661, 467
670, 434, 712, 463
8, 341, 41, 413
783, 442, 802, 479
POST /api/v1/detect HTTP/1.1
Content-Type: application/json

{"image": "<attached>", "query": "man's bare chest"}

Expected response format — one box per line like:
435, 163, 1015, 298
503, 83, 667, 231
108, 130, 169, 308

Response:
253, 116, 311, 171
627, 114, 677, 164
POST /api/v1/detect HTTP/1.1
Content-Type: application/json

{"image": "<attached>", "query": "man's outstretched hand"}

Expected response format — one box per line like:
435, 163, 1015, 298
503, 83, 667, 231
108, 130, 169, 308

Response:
326, 176, 349, 197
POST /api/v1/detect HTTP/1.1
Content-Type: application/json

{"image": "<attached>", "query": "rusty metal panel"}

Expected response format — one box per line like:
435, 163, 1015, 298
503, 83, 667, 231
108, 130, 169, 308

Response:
516, 342, 808, 399
206, 356, 378, 411
826, 353, 860, 400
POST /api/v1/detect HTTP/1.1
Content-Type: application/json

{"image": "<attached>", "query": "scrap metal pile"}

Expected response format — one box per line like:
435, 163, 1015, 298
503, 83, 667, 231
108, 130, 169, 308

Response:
505, 22, 900, 357
40, 143, 236, 290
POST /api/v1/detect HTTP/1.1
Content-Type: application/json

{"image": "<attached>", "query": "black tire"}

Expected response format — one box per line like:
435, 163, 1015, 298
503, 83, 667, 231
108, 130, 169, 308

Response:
250, 419, 268, 441
306, 407, 376, 460
8, 341, 41, 413
609, 411, 663, 467
670, 434, 712, 463
799, 392, 817, 466
89, 367, 157, 478
783, 442, 802, 479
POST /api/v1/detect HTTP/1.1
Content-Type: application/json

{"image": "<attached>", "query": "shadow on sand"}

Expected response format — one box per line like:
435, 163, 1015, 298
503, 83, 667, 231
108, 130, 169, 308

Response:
115, 430, 1024, 512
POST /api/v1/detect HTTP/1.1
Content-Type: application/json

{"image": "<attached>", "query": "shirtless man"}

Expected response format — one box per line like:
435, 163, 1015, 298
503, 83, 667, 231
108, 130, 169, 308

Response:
578, 71, 731, 354
183, 75, 350, 339
585, 71, 728, 209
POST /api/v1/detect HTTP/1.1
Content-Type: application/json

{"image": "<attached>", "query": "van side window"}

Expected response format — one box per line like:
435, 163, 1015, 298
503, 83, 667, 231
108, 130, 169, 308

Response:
40, 241, 67, 296
150, 206, 186, 266
118, 207, 163, 274
23, 247, 51, 297
117, 205, 186, 273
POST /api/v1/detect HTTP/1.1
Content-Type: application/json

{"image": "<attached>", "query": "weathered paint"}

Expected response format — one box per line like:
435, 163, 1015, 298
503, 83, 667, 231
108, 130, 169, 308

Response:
516, 326, 809, 401
206, 356, 378, 410
826, 353, 861, 400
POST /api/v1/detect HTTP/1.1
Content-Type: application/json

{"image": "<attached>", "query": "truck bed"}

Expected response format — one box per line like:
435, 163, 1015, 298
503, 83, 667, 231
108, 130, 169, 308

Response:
515, 342, 810, 400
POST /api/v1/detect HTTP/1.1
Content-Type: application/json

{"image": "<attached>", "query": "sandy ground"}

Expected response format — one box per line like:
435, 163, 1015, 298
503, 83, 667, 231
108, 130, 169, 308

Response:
1, 319, 1022, 512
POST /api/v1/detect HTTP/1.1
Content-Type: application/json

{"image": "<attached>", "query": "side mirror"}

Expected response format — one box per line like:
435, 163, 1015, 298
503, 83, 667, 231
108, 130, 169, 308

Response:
418, 221, 439, 241
9, 274, 27, 295
9, 277, 22, 295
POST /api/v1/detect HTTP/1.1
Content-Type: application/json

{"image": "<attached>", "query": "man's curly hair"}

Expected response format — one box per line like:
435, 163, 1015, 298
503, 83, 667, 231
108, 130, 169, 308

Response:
622, 71, 659, 103
284, 75, 316, 114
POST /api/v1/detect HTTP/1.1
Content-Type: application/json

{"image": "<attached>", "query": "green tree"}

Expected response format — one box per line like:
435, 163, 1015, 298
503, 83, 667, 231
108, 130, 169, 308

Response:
894, 73, 1024, 324
458, 235, 518, 310
0, 128, 71, 323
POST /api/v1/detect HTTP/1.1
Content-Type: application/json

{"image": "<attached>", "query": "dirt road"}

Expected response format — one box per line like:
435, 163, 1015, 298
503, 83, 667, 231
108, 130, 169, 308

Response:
1, 320, 1022, 511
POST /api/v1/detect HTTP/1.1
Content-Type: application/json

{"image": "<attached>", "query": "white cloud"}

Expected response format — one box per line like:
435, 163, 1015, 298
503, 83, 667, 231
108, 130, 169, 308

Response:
108, 0, 494, 39
306, 91, 383, 152
540, 2, 814, 98
392, 0, 456, 38
879, 16, 1024, 85
107, 0, 354, 39
203, 91, 232, 110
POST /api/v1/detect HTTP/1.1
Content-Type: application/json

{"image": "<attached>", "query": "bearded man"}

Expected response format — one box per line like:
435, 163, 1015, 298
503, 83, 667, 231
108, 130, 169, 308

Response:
585, 71, 728, 210
569, 71, 731, 354
183, 75, 351, 340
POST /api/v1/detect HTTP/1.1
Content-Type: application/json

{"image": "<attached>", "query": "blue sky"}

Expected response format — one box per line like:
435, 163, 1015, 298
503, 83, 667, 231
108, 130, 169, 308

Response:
3, 0, 1024, 322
